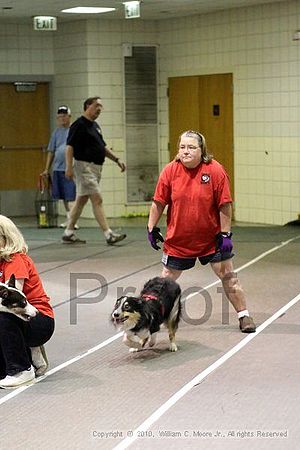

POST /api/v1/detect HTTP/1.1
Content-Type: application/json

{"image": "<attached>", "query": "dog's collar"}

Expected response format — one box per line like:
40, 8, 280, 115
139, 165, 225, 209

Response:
141, 293, 164, 316
141, 294, 158, 301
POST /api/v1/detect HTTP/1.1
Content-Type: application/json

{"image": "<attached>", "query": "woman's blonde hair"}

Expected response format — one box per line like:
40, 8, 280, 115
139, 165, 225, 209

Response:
0, 215, 28, 261
175, 130, 213, 164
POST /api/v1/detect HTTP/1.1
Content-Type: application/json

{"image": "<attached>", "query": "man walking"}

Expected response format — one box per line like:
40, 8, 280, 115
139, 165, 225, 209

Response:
62, 96, 126, 245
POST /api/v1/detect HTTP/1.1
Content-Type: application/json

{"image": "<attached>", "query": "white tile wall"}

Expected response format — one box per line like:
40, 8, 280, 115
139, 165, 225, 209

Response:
0, 22, 54, 75
1, 1, 300, 224
158, 0, 300, 225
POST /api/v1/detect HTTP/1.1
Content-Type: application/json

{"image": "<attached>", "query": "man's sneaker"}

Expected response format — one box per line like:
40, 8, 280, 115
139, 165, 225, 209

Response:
106, 232, 127, 245
31, 345, 48, 377
60, 222, 79, 230
239, 316, 256, 333
0, 366, 35, 389
62, 233, 86, 244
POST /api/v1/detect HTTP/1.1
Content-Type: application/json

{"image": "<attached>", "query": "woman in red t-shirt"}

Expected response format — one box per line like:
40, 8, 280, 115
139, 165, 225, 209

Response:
0, 215, 55, 389
147, 130, 256, 334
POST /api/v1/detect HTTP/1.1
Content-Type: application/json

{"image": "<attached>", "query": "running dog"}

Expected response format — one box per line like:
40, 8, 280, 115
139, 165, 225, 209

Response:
0, 274, 38, 321
111, 277, 181, 352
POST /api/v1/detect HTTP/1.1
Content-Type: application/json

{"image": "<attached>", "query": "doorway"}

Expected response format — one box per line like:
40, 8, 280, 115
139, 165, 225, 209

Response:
0, 82, 50, 215
168, 73, 234, 195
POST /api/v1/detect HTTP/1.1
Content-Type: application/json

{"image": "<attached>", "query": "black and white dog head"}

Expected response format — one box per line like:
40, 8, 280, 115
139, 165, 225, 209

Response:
0, 274, 38, 321
111, 296, 144, 332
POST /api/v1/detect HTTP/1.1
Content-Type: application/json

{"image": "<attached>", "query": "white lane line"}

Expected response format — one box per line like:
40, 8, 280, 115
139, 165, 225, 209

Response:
0, 332, 123, 406
113, 292, 300, 450
185, 235, 300, 300
0, 234, 299, 405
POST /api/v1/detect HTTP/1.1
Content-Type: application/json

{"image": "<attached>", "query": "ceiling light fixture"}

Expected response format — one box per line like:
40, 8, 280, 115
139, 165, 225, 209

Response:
61, 7, 116, 14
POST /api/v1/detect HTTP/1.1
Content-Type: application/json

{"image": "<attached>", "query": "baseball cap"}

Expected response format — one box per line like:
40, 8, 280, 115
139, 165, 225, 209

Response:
57, 105, 71, 115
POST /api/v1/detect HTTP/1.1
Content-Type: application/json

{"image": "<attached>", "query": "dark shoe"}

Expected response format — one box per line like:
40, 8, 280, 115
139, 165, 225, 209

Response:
106, 232, 127, 245
62, 233, 86, 244
239, 316, 256, 333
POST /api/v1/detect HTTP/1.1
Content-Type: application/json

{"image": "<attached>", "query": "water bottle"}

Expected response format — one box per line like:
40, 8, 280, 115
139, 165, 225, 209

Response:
39, 205, 48, 227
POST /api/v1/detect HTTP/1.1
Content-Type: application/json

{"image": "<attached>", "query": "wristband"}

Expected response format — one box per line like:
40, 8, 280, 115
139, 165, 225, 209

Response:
221, 231, 232, 238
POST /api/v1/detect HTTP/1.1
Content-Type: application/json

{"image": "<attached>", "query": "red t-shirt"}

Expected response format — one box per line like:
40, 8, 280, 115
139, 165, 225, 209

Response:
153, 160, 232, 258
0, 253, 54, 318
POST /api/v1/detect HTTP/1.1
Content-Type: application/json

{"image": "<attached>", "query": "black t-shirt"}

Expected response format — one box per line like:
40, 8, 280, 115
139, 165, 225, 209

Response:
67, 116, 107, 165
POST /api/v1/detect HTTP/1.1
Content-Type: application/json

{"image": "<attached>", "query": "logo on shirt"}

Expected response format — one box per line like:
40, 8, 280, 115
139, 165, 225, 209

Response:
201, 173, 210, 184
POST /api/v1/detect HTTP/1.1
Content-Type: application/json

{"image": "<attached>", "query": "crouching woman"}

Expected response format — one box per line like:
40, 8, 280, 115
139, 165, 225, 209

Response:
0, 215, 55, 389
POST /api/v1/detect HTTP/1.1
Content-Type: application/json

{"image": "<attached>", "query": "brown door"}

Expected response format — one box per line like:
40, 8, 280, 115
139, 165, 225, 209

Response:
0, 83, 49, 191
168, 76, 200, 160
168, 73, 234, 195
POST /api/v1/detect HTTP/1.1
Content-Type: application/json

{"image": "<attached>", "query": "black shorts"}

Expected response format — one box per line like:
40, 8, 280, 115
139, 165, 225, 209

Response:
162, 251, 234, 271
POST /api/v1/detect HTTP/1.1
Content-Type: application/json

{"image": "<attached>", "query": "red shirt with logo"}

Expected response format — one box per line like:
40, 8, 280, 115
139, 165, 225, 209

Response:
153, 160, 232, 257
0, 253, 54, 318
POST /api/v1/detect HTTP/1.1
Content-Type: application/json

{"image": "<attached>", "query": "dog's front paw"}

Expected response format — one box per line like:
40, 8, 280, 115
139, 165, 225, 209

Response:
169, 343, 178, 352
123, 335, 143, 350
129, 347, 140, 353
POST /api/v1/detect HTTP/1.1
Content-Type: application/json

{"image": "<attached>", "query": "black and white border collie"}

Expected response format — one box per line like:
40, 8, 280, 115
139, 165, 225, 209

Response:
111, 277, 181, 352
0, 274, 37, 321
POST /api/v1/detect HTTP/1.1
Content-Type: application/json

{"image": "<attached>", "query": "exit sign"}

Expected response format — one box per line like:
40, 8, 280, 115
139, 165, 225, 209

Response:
33, 16, 57, 31
124, 1, 140, 19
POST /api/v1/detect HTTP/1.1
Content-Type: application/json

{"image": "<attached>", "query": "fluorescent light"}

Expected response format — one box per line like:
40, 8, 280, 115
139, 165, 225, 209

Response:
62, 7, 116, 14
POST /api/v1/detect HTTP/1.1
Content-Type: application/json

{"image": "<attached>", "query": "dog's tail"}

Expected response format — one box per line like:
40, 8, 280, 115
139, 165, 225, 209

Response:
168, 292, 181, 328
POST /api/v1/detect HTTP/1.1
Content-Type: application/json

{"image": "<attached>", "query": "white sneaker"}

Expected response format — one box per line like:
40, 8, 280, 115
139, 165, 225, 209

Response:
0, 366, 35, 389
106, 231, 127, 245
31, 345, 49, 376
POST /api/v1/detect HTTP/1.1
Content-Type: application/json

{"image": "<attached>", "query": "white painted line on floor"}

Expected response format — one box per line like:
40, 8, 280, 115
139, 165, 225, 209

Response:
113, 291, 300, 450
185, 235, 300, 300
0, 332, 123, 406
0, 234, 299, 405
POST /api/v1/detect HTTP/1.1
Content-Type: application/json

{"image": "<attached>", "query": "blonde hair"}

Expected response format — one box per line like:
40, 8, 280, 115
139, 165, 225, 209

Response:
175, 130, 213, 164
0, 215, 28, 261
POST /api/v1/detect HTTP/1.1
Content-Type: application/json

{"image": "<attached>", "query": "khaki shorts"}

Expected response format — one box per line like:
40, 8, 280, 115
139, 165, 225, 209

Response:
74, 160, 102, 196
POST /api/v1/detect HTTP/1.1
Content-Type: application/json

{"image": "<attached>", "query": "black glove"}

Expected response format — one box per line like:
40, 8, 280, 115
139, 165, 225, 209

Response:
147, 226, 164, 250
